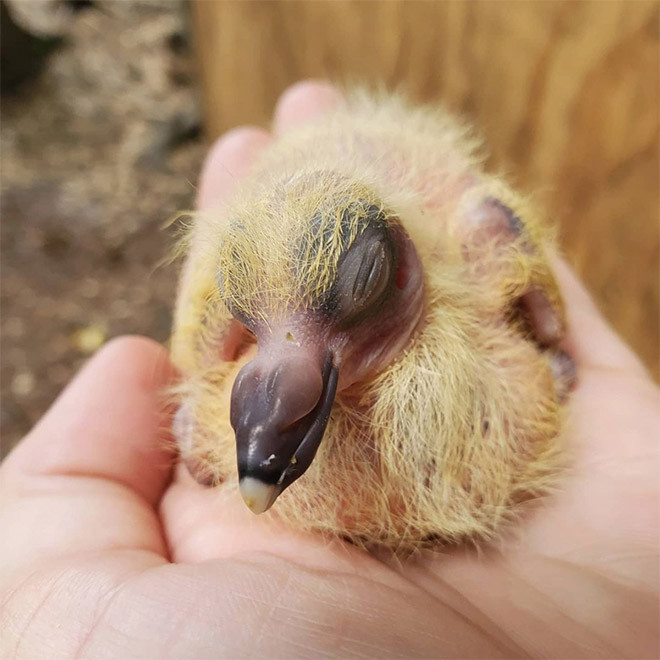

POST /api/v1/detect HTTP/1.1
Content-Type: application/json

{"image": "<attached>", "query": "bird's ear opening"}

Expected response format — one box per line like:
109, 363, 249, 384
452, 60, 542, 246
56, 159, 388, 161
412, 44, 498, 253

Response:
214, 318, 256, 362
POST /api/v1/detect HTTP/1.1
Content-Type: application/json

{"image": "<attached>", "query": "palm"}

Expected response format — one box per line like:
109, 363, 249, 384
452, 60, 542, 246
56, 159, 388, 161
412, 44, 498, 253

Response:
2, 82, 657, 659
3, 357, 654, 658
158, 354, 658, 658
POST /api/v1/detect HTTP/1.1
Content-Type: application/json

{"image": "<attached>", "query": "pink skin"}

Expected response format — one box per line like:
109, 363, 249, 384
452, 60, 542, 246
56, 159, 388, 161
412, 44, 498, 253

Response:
244, 220, 425, 393
0, 82, 657, 659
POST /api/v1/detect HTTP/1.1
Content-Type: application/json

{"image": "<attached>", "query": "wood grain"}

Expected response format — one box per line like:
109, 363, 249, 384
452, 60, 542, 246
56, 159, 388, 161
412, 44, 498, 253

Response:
192, 0, 659, 378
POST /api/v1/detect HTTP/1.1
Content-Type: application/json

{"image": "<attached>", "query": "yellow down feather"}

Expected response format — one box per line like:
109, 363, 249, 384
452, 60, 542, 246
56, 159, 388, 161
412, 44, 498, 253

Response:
170, 89, 566, 552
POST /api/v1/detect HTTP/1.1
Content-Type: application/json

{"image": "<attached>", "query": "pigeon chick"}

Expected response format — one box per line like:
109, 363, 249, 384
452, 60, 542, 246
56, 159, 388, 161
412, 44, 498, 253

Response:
171, 90, 575, 551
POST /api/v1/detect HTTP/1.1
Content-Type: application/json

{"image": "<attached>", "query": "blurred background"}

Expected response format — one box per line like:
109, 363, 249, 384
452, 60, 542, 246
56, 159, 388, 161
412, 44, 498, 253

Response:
1, 0, 658, 455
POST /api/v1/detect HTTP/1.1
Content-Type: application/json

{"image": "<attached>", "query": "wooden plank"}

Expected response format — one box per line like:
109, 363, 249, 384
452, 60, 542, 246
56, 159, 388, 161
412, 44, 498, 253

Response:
193, 0, 659, 378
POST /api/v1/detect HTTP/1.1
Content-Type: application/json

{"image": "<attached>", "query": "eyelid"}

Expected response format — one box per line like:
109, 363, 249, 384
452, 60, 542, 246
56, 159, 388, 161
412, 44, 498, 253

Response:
333, 230, 394, 326
353, 240, 387, 302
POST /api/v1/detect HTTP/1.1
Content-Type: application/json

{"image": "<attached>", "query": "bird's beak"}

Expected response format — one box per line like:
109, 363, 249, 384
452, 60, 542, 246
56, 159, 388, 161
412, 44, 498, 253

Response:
230, 349, 338, 514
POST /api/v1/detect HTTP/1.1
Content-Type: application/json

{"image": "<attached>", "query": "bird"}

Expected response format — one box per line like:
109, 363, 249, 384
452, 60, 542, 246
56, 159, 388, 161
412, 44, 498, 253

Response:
170, 89, 575, 552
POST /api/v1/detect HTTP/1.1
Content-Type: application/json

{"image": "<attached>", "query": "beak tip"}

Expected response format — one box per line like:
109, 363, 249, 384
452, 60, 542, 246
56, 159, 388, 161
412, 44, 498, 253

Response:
239, 477, 280, 514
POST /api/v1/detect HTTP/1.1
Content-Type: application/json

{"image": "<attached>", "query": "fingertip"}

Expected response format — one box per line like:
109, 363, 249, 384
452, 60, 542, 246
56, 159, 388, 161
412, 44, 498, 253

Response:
549, 255, 599, 317
549, 255, 648, 377
207, 126, 271, 163
96, 334, 175, 384
197, 126, 272, 209
273, 79, 344, 136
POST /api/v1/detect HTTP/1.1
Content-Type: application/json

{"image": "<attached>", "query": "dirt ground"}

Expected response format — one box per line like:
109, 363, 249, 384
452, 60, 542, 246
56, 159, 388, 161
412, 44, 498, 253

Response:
1, 0, 208, 454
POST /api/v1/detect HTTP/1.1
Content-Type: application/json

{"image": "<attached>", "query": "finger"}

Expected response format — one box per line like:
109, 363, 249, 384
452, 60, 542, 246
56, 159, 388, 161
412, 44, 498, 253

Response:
197, 126, 272, 209
273, 79, 344, 136
4, 336, 174, 502
160, 464, 411, 588
0, 337, 175, 576
551, 256, 648, 377
161, 466, 334, 564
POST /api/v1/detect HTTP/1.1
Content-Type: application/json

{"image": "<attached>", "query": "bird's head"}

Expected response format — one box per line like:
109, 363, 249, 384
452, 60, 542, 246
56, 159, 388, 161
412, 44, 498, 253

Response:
218, 172, 424, 513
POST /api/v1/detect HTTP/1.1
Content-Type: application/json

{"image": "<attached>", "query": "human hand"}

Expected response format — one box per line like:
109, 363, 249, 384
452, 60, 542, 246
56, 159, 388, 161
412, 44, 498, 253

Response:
1, 81, 658, 659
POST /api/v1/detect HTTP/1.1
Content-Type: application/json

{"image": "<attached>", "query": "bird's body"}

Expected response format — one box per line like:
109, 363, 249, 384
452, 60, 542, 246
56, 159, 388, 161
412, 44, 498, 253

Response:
171, 91, 572, 551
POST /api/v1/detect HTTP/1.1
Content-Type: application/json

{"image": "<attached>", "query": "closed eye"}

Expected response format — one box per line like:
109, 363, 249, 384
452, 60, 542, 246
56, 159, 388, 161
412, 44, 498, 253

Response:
331, 224, 395, 328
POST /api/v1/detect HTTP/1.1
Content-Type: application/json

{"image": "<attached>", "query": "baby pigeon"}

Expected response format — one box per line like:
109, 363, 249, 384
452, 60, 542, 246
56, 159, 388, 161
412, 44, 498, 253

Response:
171, 90, 575, 551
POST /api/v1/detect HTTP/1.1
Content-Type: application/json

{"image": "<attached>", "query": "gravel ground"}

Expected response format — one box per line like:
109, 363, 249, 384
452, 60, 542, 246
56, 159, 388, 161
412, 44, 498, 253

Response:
1, 0, 208, 454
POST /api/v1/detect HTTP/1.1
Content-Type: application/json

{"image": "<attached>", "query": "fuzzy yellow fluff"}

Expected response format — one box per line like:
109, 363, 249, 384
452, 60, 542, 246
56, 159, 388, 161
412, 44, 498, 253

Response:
170, 90, 567, 551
